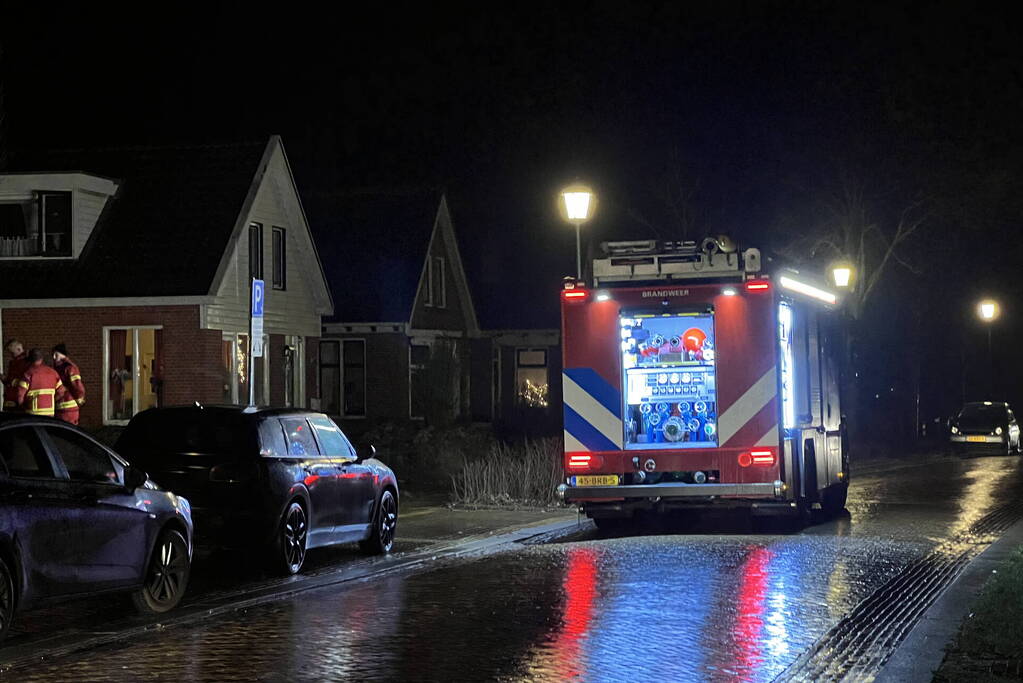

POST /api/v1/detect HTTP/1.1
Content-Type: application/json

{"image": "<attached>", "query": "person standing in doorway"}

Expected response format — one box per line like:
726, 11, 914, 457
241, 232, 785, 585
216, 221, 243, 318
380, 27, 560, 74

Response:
16, 348, 66, 417
53, 343, 85, 425
2, 339, 29, 412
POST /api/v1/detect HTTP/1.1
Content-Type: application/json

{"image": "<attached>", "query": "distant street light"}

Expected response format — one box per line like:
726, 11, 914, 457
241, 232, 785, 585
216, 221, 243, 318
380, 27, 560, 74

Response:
829, 260, 855, 289
977, 298, 1000, 396
559, 184, 596, 280
978, 299, 999, 322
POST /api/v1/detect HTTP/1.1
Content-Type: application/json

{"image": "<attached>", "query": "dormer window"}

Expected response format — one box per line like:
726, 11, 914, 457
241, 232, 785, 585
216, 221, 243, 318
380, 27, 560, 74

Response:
0, 191, 72, 257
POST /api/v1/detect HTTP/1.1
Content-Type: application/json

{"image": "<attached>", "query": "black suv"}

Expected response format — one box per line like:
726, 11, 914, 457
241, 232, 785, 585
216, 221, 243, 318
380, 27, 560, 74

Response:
116, 406, 398, 574
0, 414, 193, 642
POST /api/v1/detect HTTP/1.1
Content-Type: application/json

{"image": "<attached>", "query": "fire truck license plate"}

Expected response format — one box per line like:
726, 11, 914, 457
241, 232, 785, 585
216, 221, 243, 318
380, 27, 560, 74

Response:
967, 436, 987, 443
575, 475, 619, 487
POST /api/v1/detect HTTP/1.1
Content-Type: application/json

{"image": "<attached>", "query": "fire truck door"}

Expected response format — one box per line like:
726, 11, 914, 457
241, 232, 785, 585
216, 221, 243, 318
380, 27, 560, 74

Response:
806, 311, 829, 496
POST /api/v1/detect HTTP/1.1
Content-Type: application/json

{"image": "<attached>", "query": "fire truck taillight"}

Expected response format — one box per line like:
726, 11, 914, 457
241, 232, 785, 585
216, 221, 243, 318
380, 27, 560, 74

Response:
738, 449, 776, 467
562, 289, 589, 302
745, 279, 771, 293
567, 454, 592, 470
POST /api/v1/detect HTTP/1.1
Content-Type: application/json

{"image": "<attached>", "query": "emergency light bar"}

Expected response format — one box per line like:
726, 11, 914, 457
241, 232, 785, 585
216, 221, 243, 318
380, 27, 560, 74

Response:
778, 275, 837, 305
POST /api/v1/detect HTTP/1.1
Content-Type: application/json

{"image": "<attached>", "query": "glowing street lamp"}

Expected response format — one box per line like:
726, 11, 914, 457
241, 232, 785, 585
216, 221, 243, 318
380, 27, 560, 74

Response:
977, 299, 999, 322
829, 260, 855, 289
559, 184, 597, 280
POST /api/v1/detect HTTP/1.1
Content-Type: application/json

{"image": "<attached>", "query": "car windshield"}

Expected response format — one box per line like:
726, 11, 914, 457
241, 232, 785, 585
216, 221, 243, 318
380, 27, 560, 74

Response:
116, 410, 256, 459
957, 405, 1006, 430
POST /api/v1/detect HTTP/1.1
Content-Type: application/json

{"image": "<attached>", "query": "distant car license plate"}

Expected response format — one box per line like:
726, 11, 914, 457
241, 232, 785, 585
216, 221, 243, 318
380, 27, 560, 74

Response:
966, 436, 987, 443
575, 475, 619, 486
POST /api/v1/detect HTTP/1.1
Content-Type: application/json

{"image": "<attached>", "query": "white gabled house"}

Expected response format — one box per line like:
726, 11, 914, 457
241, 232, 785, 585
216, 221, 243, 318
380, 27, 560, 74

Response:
0, 136, 333, 427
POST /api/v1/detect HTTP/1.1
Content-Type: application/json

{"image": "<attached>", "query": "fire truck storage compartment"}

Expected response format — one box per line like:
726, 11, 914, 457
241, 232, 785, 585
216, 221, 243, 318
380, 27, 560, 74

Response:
621, 308, 718, 449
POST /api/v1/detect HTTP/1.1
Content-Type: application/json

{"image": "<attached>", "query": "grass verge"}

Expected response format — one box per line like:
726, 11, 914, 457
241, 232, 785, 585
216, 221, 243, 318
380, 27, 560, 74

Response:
934, 545, 1023, 681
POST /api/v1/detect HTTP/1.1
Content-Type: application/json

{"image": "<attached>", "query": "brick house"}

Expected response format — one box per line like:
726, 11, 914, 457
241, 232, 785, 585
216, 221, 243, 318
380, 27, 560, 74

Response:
0, 136, 333, 428
308, 190, 561, 434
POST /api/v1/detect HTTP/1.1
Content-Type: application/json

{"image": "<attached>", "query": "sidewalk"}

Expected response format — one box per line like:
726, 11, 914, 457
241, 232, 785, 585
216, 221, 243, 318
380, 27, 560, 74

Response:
876, 517, 1023, 682
0, 503, 582, 674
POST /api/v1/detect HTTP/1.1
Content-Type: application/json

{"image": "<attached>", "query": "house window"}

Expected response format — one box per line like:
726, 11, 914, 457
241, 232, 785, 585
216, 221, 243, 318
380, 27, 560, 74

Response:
40, 192, 72, 256
515, 348, 549, 408
222, 336, 237, 404
248, 222, 263, 280
409, 344, 429, 419
319, 341, 341, 415
342, 340, 366, 417
272, 226, 286, 290
0, 191, 71, 258
426, 256, 446, 308
104, 327, 163, 424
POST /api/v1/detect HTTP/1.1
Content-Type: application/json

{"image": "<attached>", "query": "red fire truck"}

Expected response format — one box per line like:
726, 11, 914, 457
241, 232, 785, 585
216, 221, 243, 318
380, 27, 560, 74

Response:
556, 238, 848, 526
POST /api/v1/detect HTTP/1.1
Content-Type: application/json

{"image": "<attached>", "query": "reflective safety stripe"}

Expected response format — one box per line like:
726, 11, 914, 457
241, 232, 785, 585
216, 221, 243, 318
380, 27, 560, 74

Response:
70, 374, 82, 382
2, 401, 15, 408
57, 399, 80, 410
16, 380, 28, 389
26, 388, 56, 416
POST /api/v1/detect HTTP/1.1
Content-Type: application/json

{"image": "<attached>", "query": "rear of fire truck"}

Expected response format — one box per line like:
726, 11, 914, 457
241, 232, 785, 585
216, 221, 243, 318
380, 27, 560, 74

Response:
556, 238, 848, 526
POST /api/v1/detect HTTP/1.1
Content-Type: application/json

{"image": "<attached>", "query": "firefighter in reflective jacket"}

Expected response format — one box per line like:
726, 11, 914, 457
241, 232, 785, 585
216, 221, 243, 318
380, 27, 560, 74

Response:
2, 339, 30, 411
52, 343, 85, 425
15, 348, 67, 418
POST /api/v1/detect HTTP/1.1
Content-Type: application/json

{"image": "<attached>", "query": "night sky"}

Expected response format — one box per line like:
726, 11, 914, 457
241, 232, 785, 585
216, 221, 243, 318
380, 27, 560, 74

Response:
3, 3, 1022, 427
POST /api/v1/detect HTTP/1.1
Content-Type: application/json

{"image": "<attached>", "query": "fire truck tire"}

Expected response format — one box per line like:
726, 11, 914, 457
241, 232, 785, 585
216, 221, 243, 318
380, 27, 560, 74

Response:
593, 517, 630, 533
821, 482, 848, 517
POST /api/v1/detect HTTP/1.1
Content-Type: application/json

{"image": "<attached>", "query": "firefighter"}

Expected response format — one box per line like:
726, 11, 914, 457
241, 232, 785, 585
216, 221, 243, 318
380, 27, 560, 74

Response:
52, 343, 85, 425
16, 348, 67, 418
2, 339, 30, 412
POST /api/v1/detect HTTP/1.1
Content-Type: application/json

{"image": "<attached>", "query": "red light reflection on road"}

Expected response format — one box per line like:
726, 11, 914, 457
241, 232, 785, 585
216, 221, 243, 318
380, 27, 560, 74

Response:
553, 547, 599, 680
729, 546, 774, 680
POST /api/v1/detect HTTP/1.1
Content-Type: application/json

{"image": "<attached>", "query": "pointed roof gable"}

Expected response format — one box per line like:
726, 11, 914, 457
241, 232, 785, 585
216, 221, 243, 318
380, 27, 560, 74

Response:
307, 189, 442, 323
408, 195, 479, 333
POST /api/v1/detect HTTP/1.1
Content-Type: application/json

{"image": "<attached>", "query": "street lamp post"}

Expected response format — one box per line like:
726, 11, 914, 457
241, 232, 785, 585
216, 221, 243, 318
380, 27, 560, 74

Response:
977, 299, 1000, 396
559, 184, 596, 280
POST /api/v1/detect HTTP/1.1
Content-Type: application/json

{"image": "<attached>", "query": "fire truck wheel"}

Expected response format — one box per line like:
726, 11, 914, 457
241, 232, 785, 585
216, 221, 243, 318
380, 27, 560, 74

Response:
593, 517, 629, 533
821, 482, 849, 517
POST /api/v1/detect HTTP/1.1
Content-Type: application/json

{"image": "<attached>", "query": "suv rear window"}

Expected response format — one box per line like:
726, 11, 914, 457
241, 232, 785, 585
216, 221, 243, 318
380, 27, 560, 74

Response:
117, 410, 256, 458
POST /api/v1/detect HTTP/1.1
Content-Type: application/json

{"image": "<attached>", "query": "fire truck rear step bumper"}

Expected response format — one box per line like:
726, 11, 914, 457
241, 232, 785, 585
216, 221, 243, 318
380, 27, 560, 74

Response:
561, 481, 781, 501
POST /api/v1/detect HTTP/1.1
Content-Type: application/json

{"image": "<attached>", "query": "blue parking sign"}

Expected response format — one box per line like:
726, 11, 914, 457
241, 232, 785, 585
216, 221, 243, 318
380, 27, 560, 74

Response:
252, 279, 265, 317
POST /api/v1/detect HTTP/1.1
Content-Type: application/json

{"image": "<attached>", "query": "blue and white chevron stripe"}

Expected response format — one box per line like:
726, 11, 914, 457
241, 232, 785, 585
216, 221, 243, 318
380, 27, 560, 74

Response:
562, 368, 623, 452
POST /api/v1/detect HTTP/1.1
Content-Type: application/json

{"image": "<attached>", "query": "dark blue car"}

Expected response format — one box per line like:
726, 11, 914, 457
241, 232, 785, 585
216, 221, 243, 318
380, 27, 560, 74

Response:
0, 414, 193, 642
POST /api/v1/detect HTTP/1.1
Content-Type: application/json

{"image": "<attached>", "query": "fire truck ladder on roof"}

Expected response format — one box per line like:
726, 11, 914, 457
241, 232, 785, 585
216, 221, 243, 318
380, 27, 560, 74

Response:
592, 239, 762, 286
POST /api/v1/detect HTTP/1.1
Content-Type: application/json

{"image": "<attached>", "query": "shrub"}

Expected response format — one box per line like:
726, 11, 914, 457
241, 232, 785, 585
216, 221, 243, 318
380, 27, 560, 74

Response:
450, 437, 563, 507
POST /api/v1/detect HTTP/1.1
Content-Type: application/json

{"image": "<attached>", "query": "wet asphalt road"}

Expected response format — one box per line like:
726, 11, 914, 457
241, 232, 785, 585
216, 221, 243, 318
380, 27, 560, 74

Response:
9, 453, 1023, 682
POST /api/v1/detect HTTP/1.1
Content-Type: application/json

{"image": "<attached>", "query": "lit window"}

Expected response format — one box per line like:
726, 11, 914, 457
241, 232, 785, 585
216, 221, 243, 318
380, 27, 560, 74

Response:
516, 349, 548, 408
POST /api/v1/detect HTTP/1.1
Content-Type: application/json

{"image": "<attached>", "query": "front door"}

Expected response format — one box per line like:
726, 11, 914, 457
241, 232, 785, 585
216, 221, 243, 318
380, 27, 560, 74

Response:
0, 425, 86, 600
280, 416, 340, 546
40, 425, 149, 589
309, 416, 375, 540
